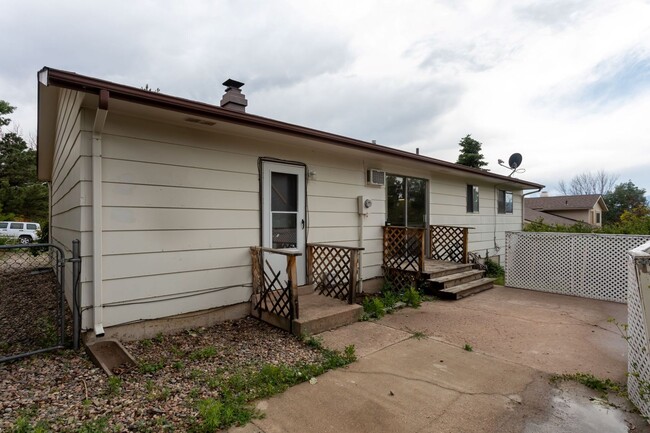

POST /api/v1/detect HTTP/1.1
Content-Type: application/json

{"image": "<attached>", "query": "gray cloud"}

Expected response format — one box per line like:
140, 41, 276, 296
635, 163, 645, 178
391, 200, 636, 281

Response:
514, 0, 591, 29
252, 75, 463, 146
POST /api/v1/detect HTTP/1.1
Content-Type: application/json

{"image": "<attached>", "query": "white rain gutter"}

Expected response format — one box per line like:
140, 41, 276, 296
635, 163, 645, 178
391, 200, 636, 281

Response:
92, 90, 109, 337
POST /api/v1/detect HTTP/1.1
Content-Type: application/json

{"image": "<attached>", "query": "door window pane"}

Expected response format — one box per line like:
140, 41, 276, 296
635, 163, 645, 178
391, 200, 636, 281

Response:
272, 213, 297, 248
9, 223, 23, 229
271, 172, 297, 212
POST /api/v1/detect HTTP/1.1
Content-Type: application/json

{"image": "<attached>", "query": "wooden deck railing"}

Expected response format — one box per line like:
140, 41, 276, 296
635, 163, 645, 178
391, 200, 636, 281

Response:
307, 243, 364, 304
382, 225, 472, 289
429, 225, 470, 264
250, 246, 301, 332
382, 226, 426, 290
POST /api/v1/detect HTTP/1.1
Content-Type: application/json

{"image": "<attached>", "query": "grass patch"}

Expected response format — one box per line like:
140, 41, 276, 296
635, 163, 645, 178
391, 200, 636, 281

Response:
189, 344, 356, 431
139, 360, 165, 374
189, 346, 217, 361
485, 258, 505, 285
190, 395, 257, 432
106, 376, 122, 396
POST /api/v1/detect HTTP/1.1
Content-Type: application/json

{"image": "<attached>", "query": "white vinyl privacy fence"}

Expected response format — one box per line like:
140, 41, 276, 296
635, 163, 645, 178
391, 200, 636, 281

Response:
505, 232, 650, 303
628, 241, 650, 418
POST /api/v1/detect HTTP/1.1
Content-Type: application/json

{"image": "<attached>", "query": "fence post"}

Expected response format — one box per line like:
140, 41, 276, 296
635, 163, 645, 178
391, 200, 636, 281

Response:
72, 239, 81, 350
349, 250, 359, 304
286, 255, 299, 321
462, 227, 469, 264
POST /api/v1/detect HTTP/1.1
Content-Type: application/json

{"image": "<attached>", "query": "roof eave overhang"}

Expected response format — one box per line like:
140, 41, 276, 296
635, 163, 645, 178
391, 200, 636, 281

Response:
38, 67, 544, 190
37, 68, 59, 182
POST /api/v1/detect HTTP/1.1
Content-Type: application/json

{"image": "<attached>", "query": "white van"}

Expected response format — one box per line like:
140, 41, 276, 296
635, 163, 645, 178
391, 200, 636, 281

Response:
0, 221, 42, 244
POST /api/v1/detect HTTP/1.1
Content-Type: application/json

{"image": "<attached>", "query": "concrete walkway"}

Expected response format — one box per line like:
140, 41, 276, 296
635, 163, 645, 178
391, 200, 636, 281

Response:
231, 287, 649, 433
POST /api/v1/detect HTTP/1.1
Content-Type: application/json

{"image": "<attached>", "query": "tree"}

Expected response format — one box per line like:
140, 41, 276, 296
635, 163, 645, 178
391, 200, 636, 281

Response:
0, 101, 48, 222
558, 170, 618, 196
0, 100, 15, 128
603, 181, 648, 223
456, 135, 487, 169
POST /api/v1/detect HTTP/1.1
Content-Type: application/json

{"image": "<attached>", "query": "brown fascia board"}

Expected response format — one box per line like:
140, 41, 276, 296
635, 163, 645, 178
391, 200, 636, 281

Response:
41, 67, 544, 190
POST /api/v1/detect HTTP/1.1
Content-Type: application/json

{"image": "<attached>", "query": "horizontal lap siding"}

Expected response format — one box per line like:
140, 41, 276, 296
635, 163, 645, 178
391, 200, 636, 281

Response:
99, 114, 397, 326
50, 90, 90, 313
429, 176, 522, 262
99, 117, 262, 326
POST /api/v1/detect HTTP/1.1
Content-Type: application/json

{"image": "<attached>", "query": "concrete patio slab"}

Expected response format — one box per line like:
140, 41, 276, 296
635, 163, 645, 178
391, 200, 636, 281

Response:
316, 320, 411, 358
379, 286, 628, 381
229, 286, 648, 433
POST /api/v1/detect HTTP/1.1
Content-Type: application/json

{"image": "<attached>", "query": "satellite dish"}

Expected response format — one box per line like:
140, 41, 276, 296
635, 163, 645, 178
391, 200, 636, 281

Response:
508, 153, 522, 169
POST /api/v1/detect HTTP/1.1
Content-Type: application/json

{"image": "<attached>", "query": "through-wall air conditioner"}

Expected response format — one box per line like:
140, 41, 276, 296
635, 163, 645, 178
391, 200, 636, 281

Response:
367, 169, 386, 186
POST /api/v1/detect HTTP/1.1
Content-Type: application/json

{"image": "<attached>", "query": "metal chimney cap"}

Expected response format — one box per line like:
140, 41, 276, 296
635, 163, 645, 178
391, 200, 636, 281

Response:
223, 79, 245, 89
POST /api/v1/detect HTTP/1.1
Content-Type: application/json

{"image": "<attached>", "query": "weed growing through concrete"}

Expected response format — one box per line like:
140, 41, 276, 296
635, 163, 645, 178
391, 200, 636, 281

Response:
362, 297, 386, 320
401, 287, 422, 308
550, 372, 628, 409
410, 330, 427, 340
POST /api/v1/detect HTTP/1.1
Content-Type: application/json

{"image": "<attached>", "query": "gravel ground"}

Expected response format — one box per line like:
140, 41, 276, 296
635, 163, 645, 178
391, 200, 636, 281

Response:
1, 251, 69, 359
0, 317, 324, 432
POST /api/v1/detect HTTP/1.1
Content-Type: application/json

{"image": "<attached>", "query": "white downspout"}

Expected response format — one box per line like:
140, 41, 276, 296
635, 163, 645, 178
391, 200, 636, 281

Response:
358, 211, 364, 293
92, 90, 109, 337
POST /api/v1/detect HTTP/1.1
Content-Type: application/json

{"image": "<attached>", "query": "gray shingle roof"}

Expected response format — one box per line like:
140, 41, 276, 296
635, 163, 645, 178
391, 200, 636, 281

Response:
525, 194, 607, 211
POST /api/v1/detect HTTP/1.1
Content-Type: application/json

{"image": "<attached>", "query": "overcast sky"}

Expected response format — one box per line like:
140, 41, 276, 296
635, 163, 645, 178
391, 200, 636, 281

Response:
2, 0, 649, 194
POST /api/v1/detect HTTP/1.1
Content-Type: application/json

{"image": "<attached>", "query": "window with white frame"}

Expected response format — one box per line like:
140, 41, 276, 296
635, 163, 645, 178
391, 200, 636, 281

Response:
497, 190, 513, 214
466, 185, 479, 213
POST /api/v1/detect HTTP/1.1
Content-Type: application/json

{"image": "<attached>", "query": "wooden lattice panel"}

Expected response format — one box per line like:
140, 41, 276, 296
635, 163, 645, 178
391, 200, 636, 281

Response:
430, 225, 467, 263
383, 267, 421, 291
307, 244, 360, 303
383, 226, 425, 272
250, 247, 294, 321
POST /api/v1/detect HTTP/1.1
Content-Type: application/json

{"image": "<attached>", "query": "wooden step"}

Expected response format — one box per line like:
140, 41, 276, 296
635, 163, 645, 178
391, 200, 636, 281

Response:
427, 269, 484, 290
292, 293, 362, 336
424, 263, 475, 279
436, 278, 496, 300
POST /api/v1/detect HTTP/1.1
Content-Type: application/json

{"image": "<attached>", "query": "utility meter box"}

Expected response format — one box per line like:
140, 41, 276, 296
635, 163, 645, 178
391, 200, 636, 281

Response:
357, 196, 372, 215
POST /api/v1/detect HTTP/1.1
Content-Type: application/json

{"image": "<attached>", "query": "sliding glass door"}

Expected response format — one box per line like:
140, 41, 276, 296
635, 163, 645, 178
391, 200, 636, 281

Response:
386, 175, 427, 227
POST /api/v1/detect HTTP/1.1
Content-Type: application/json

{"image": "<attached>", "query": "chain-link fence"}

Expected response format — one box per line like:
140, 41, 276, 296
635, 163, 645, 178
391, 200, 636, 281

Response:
0, 241, 80, 362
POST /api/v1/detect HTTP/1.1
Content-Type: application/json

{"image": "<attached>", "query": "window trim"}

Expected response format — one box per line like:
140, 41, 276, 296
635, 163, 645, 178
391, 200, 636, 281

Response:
466, 185, 479, 213
497, 190, 513, 214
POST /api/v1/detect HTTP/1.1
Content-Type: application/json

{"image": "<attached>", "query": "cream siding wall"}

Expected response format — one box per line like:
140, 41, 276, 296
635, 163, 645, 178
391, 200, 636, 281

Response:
98, 114, 388, 327
49, 90, 94, 326
60, 110, 526, 328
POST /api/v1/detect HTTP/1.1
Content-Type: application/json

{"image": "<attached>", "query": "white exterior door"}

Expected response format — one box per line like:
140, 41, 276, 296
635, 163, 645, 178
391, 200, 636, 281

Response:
262, 162, 306, 286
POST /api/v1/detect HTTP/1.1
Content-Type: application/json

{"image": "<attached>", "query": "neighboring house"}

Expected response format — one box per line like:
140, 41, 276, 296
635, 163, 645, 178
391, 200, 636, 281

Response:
36, 67, 543, 338
524, 194, 608, 227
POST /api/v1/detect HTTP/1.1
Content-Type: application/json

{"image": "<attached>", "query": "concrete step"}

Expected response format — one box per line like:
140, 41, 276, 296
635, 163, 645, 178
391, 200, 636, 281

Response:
437, 278, 496, 300
292, 293, 362, 336
427, 269, 484, 290
296, 284, 315, 296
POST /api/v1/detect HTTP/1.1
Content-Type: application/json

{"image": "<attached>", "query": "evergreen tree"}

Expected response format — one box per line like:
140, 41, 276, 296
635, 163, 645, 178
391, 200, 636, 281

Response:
0, 100, 48, 222
456, 134, 487, 169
